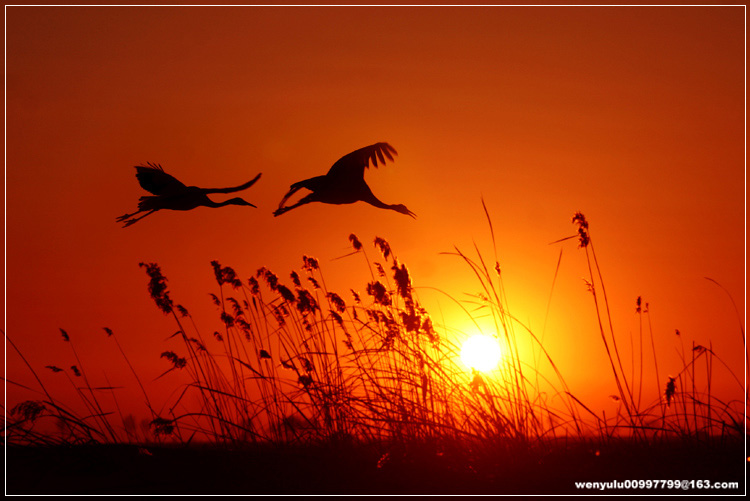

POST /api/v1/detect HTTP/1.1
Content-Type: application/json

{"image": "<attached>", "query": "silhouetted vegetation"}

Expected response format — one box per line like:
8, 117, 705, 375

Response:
4, 211, 746, 494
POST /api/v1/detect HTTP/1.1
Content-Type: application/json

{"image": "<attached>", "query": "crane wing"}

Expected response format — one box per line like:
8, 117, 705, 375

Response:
326, 142, 398, 181
134, 163, 187, 195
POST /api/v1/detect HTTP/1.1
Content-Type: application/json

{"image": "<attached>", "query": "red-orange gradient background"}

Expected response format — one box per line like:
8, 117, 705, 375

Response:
6, 6, 745, 422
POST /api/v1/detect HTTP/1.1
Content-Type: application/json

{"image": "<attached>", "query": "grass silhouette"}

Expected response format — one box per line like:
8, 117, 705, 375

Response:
4, 210, 746, 494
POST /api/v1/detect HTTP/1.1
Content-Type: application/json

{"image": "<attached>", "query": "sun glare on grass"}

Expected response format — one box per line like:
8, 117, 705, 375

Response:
460, 334, 502, 372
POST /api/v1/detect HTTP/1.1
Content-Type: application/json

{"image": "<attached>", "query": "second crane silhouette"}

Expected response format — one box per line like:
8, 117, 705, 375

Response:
273, 142, 416, 218
117, 163, 262, 227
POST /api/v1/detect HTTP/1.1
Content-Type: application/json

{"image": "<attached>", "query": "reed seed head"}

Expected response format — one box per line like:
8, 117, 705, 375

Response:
235, 317, 252, 333
257, 267, 280, 291
330, 310, 345, 327
280, 359, 295, 370
296, 289, 319, 315
665, 376, 677, 407
139, 262, 174, 314
374, 262, 386, 278
227, 297, 243, 317
349, 234, 363, 251
470, 370, 486, 392
392, 261, 412, 300
189, 338, 207, 352
572, 212, 590, 248
374, 237, 392, 260
220, 312, 234, 328
326, 292, 346, 313
160, 351, 187, 369
150, 417, 175, 436
367, 281, 392, 306
302, 255, 319, 272
422, 317, 439, 345
248, 276, 260, 295
290, 271, 302, 287
211, 261, 243, 289
300, 357, 314, 372
272, 306, 287, 326
11, 400, 46, 422
401, 310, 420, 333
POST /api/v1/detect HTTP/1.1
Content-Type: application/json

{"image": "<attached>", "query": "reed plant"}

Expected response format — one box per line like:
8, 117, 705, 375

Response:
4, 211, 745, 457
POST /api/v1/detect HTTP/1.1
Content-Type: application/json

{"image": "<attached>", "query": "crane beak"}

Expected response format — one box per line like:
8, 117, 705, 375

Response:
406, 208, 417, 219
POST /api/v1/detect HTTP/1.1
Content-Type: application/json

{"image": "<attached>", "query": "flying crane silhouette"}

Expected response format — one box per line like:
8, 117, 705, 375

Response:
273, 142, 416, 218
116, 163, 262, 227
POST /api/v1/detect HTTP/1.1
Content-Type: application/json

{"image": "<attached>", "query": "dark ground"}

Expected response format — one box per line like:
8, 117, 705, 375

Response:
5, 437, 746, 495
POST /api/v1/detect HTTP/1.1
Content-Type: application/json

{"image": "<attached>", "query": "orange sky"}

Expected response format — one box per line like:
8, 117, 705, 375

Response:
6, 5, 745, 421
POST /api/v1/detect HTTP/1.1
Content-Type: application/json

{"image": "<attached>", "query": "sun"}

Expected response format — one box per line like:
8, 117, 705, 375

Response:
460, 334, 502, 372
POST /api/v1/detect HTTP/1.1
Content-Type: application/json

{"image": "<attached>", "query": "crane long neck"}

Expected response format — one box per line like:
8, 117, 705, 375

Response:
362, 192, 396, 211
207, 197, 244, 208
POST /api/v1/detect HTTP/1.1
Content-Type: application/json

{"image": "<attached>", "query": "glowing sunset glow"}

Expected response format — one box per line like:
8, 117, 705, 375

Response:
4, 5, 745, 495
460, 334, 503, 372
